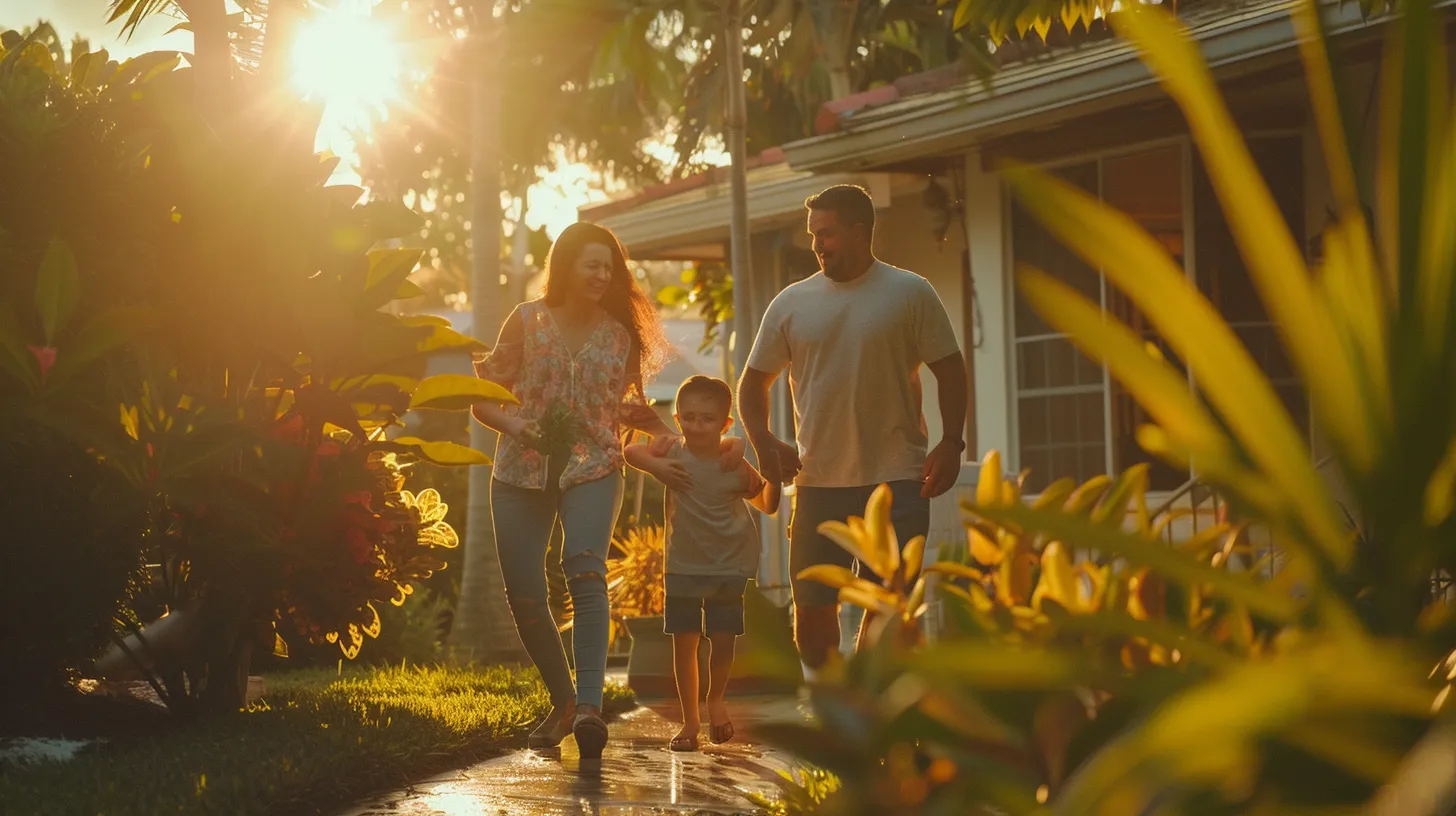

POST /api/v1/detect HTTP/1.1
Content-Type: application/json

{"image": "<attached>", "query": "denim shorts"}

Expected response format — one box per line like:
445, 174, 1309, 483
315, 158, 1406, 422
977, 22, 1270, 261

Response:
663, 577, 748, 636
789, 480, 930, 607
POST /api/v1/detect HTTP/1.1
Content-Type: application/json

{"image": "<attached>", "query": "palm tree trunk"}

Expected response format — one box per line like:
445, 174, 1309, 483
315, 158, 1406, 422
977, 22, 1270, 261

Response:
452, 6, 523, 664
823, 0, 859, 101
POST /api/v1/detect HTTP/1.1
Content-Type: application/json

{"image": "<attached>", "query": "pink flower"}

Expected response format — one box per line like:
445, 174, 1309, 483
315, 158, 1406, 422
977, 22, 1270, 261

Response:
27, 346, 56, 381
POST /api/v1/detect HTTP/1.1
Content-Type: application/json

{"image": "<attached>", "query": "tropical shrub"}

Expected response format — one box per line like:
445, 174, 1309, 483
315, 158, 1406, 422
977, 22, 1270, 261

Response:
0, 27, 512, 713
761, 0, 1456, 811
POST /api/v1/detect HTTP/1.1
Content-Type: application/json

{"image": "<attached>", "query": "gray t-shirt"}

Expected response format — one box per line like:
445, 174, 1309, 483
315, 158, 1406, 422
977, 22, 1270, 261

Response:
745, 260, 961, 488
663, 442, 763, 592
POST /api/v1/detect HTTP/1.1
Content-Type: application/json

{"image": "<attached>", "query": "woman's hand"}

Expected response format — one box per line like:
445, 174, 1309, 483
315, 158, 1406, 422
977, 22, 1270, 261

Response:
648, 433, 683, 457
508, 416, 543, 448
649, 458, 695, 492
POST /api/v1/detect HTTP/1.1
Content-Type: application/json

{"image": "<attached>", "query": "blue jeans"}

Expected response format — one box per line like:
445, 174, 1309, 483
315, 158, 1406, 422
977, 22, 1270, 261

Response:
491, 473, 623, 709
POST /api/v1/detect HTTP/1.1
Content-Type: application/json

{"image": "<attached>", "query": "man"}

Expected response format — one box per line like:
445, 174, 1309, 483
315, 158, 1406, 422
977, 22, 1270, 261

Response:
739, 184, 968, 673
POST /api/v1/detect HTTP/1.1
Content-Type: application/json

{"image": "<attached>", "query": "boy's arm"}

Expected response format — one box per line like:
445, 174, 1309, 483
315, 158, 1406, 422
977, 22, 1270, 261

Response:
624, 442, 655, 473
739, 460, 781, 516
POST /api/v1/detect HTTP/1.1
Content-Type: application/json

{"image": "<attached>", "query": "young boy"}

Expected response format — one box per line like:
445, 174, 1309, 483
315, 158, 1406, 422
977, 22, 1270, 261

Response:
625, 375, 780, 752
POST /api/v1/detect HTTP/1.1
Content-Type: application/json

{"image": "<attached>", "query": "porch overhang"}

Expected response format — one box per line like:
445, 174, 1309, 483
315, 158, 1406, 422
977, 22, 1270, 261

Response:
579, 162, 896, 259
781, 0, 1435, 173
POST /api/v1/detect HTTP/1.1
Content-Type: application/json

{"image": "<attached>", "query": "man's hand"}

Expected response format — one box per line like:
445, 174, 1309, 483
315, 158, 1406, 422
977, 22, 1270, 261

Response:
751, 435, 801, 485
921, 439, 963, 498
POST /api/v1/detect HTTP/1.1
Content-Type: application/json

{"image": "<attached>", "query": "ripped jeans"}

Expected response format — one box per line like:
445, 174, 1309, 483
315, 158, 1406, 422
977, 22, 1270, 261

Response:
491, 473, 622, 710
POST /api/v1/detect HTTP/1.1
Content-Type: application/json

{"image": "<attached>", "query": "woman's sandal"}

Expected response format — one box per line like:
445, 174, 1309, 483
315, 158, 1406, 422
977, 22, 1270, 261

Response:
708, 721, 735, 745
573, 711, 609, 760
669, 734, 699, 752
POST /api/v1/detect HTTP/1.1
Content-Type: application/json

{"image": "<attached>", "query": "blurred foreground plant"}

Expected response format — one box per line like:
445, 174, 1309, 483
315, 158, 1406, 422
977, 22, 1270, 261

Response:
759, 0, 1456, 812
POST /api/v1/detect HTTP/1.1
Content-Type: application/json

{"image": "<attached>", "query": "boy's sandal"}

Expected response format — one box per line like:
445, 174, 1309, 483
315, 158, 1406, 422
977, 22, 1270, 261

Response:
709, 721, 735, 745
670, 734, 699, 752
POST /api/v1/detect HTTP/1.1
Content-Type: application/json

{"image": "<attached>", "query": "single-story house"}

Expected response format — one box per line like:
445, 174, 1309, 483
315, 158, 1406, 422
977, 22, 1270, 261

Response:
581, 0, 1452, 599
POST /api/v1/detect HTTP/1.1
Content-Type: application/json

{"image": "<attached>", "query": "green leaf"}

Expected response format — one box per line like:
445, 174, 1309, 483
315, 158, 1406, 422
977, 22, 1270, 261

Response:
389, 436, 491, 466
35, 239, 80, 345
408, 374, 518, 411
394, 280, 426, 300
0, 305, 39, 393
361, 248, 424, 308
46, 307, 154, 386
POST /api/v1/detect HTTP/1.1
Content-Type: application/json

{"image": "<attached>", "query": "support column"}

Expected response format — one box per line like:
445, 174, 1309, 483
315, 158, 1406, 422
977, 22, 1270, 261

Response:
964, 150, 1013, 465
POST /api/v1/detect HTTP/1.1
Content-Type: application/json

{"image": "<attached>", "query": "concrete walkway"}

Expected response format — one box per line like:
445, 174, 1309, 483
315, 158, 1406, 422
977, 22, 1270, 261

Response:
339, 696, 807, 816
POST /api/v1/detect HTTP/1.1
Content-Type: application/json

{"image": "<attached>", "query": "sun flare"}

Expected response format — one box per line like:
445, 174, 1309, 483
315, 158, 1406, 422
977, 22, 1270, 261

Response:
291, 9, 400, 126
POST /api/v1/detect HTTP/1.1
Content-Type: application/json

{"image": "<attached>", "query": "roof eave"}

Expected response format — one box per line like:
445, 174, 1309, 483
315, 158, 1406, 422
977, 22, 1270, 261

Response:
781, 0, 1412, 173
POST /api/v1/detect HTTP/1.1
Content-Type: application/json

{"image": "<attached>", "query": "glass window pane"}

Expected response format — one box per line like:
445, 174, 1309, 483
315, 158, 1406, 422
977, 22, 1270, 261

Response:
1046, 338, 1078, 388
1018, 341, 1047, 391
1011, 162, 1098, 340
1019, 396, 1050, 448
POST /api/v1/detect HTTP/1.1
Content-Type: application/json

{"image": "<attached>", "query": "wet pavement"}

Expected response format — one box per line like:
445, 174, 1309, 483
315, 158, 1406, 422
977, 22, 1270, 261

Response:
338, 695, 808, 816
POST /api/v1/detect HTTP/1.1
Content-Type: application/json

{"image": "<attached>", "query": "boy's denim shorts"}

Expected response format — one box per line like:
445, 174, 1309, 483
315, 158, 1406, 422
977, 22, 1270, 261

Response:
662, 576, 748, 636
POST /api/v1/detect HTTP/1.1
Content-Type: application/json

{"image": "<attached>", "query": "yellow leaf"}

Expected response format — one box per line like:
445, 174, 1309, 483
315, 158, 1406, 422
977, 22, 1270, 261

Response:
1418, 103, 1456, 358
1064, 475, 1113, 515
978, 451, 1005, 507
1032, 478, 1077, 512
840, 585, 895, 616
925, 561, 986, 582
120, 403, 140, 441
1033, 541, 1077, 612
1290, 0, 1364, 222
796, 564, 861, 590
1000, 540, 1034, 606
906, 576, 928, 622
864, 483, 900, 579
1425, 439, 1456, 526
902, 535, 926, 580
1031, 15, 1052, 42
967, 526, 1003, 565
817, 521, 886, 579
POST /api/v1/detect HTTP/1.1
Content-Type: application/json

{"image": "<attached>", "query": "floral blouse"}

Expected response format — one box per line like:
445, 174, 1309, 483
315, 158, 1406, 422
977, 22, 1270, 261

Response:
475, 300, 659, 491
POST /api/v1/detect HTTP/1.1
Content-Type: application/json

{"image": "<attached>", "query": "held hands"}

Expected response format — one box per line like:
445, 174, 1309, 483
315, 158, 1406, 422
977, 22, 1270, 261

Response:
751, 435, 801, 485
921, 439, 963, 499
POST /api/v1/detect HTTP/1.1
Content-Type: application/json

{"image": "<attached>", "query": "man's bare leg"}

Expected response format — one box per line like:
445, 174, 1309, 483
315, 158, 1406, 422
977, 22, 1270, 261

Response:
794, 603, 842, 672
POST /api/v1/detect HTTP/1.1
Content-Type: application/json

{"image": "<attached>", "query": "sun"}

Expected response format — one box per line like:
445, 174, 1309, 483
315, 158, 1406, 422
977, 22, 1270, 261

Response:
291, 8, 401, 126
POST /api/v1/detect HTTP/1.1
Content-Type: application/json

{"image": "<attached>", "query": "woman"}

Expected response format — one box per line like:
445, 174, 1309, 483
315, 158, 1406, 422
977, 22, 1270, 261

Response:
472, 222, 688, 759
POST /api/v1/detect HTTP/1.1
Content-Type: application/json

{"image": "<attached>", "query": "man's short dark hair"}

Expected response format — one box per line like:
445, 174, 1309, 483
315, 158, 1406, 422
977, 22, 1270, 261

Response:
676, 375, 733, 413
804, 184, 875, 232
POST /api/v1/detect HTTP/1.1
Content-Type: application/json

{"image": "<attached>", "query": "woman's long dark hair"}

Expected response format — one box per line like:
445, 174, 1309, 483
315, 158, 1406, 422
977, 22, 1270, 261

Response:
542, 222, 673, 386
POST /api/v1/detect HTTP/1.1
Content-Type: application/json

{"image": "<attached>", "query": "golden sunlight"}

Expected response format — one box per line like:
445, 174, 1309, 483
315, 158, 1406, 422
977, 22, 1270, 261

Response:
291, 8, 400, 127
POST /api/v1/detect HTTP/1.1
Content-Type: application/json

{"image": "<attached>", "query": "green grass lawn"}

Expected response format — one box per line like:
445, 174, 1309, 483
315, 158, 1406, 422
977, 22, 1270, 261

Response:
0, 665, 636, 816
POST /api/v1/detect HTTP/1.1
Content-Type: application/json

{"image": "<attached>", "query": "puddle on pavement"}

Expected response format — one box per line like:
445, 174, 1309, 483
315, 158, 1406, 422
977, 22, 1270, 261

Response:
339, 700, 802, 816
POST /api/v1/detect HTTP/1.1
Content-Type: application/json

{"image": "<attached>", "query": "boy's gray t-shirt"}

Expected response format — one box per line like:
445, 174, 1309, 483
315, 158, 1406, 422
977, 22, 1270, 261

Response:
745, 260, 961, 488
663, 442, 763, 597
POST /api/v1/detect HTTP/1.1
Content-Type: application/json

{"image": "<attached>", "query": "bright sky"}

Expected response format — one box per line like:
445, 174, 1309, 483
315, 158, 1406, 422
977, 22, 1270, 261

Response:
7, 0, 650, 240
